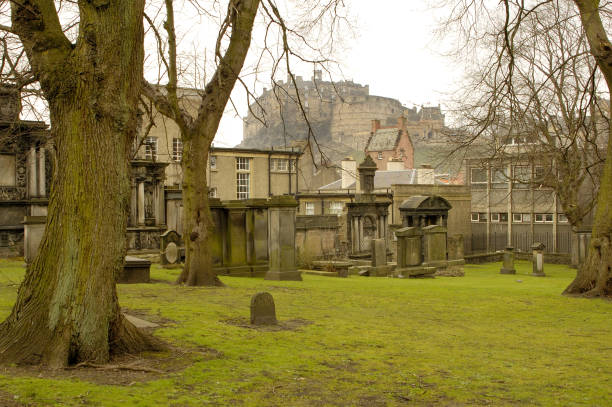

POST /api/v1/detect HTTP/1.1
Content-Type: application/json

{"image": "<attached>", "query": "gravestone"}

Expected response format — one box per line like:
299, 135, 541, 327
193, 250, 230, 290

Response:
500, 246, 516, 274
531, 242, 546, 277
160, 230, 182, 265
372, 239, 387, 267
447, 235, 464, 260
394, 226, 435, 278
422, 225, 447, 265
250, 292, 277, 325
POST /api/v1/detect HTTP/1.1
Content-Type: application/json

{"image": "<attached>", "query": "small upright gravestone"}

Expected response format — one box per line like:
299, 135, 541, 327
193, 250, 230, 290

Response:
250, 292, 277, 325
500, 247, 516, 274
531, 242, 546, 277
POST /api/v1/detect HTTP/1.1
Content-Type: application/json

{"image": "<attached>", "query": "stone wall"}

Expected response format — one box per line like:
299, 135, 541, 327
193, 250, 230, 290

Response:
295, 215, 340, 261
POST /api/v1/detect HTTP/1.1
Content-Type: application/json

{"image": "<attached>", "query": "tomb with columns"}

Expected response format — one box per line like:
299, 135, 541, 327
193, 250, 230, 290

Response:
346, 155, 391, 257
127, 160, 168, 250
0, 85, 50, 260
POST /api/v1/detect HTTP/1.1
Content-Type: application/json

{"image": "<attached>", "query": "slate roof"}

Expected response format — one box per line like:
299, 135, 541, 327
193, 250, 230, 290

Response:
319, 169, 418, 190
366, 128, 401, 151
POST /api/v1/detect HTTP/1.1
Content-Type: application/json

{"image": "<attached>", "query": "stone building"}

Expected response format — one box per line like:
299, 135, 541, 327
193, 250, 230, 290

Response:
365, 117, 415, 170
240, 71, 446, 162
0, 86, 49, 259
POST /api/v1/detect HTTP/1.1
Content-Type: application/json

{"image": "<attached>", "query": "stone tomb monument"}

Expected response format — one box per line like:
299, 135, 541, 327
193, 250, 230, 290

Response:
119, 256, 151, 283
531, 242, 546, 277
500, 246, 516, 274
265, 196, 302, 281
250, 292, 277, 325
346, 156, 391, 256
395, 226, 435, 278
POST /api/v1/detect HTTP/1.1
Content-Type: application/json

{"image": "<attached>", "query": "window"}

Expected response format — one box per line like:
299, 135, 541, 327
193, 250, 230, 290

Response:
479, 213, 487, 222
513, 166, 530, 188
236, 157, 250, 171
471, 213, 479, 222
471, 168, 487, 184
492, 167, 508, 184
290, 159, 297, 173
535, 213, 553, 223
144, 137, 157, 160
500, 213, 508, 222
305, 202, 315, 215
491, 213, 500, 222
534, 166, 546, 181
558, 213, 568, 223
377, 152, 383, 160
208, 187, 217, 198
522, 213, 532, 223
513, 213, 523, 223
271, 158, 288, 171
210, 155, 217, 170
237, 173, 250, 199
172, 138, 183, 162
328, 201, 343, 215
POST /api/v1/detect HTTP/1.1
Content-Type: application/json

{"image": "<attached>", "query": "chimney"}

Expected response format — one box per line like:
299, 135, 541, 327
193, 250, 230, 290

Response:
397, 116, 407, 131
341, 157, 357, 189
371, 119, 381, 133
386, 158, 405, 171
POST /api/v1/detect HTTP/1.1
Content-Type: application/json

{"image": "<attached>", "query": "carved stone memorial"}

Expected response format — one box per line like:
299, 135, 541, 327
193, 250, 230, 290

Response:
500, 246, 516, 275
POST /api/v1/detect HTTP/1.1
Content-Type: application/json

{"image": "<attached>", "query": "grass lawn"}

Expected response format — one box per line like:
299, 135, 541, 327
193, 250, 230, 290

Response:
0, 258, 610, 406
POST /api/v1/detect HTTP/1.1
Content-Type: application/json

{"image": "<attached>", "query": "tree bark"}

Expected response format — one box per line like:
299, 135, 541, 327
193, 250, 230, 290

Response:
0, 0, 160, 367
564, 0, 612, 297
176, 132, 222, 286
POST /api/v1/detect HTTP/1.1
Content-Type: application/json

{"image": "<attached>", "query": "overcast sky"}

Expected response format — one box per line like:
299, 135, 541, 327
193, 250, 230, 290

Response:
213, 2, 464, 147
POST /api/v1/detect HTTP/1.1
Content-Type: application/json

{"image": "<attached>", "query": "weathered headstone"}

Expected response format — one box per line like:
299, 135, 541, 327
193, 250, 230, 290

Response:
372, 239, 387, 267
500, 246, 516, 274
250, 292, 277, 325
447, 234, 464, 260
160, 230, 182, 265
531, 242, 546, 277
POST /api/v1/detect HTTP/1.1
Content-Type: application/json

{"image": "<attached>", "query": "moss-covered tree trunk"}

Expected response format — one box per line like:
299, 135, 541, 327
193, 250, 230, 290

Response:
0, 0, 158, 367
145, 0, 260, 286
564, 0, 612, 297
176, 132, 221, 286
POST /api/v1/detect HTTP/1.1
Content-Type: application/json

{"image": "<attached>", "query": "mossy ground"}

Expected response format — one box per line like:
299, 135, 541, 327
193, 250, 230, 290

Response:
0, 258, 610, 406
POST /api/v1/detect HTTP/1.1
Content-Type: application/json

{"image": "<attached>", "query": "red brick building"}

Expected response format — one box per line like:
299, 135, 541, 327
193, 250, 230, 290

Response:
365, 117, 415, 170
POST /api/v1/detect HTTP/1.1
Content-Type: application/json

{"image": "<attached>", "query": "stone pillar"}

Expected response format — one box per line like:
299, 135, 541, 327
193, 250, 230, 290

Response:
23, 216, 46, 263
27, 147, 37, 198
532, 242, 546, 277
448, 234, 464, 260
130, 181, 138, 226
37, 147, 45, 197
358, 217, 364, 251
155, 181, 165, 225
265, 195, 301, 281
137, 181, 145, 225
500, 246, 516, 274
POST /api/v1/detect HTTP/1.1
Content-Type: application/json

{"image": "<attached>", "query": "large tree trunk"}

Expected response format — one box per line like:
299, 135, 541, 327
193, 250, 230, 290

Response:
0, 0, 159, 367
564, 0, 612, 297
176, 132, 222, 286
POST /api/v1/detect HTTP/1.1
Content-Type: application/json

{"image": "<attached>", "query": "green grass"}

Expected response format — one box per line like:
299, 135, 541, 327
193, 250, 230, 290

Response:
0, 258, 610, 406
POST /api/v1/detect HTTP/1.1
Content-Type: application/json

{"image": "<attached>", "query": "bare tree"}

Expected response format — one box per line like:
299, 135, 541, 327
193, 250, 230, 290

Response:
0, 1, 160, 367
142, 0, 347, 286
440, 0, 612, 297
